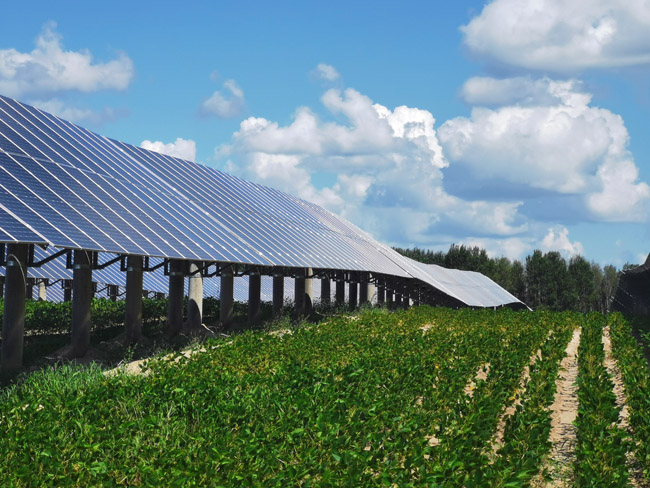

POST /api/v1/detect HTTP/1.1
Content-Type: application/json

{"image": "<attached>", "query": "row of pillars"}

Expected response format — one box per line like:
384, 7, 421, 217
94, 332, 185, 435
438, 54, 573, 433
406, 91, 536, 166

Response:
0, 244, 423, 370
0, 277, 161, 303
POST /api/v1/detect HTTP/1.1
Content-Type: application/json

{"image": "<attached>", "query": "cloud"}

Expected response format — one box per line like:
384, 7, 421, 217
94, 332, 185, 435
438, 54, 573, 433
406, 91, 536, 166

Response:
312, 63, 340, 82
218, 87, 527, 247
460, 76, 588, 107
31, 98, 127, 126
0, 22, 134, 98
439, 76, 650, 221
462, 0, 650, 72
141, 138, 196, 162
541, 226, 584, 258
200, 79, 245, 118
460, 236, 532, 261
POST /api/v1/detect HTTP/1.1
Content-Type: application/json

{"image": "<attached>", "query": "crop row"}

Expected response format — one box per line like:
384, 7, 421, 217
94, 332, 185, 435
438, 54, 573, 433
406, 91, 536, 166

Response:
426, 311, 561, 485
574, 314, 628, 486
0, 308, 631, 486
489, 313, 575, 486
609, 313, 650, 481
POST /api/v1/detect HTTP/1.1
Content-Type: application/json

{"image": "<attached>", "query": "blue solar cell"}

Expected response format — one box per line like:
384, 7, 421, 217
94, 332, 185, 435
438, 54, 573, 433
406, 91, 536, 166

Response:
0, 103, 63, 162
0, 118, 50, 161
53, 167, 179, 257
0, 154, 106, 250
0, 180, 78, 248
9, 100, 110, 176
27, 159, 158, 256
0, 131, 27, 157
86, 174, 201, 260
0, 207, 47, 244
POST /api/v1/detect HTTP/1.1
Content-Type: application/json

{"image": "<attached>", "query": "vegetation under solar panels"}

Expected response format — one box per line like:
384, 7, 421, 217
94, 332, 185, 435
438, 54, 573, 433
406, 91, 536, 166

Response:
1, 307, 649, 486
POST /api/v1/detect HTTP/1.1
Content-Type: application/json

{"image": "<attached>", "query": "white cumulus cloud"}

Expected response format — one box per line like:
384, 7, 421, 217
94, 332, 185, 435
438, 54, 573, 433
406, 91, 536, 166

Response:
541, 226, 584, 258
0, 22, 134, 98
460, 76, 588, 107
31, 98, 126, 126
218, 87, 527, 246
141, 138, 196, 162
462, 0, 650, 72
439, 76, 650, 220
201, 79, 245, 118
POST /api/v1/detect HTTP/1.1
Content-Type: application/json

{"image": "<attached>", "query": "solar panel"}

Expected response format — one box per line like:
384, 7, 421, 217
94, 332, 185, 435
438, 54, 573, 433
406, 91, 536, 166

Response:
0, 93, 526, 310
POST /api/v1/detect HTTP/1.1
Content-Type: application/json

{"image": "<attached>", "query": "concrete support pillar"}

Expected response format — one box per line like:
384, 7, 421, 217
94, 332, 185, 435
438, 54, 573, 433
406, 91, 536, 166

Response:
335, 271, 345, 306
71, 250, 93, 358
272, 272, 284, 318
376, 276, 385, 305
1, 243, 28, 370
295, 270, 306, 317
248, 269, 261, 324
305, 267, 314, 316
359, 273, 368, 306
108, 284, 118, 302
38, 279, 47, 301
220, 267, 234, 327
63, 280, 72, 302
367, 281, 376, 306
387, 280, 394, 309
25, 278, 34, 300
166, 259, 185, 337
125, 255, 143, 343
187, 262, 203, 329
321, 278, 331, 305
401, 284, 410, 309
348, 276, 358, 310
393, 284, 402, 311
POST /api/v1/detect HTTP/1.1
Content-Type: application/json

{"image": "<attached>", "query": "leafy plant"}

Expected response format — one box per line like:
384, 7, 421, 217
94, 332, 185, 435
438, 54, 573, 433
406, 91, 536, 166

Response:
573, 314, 628, 487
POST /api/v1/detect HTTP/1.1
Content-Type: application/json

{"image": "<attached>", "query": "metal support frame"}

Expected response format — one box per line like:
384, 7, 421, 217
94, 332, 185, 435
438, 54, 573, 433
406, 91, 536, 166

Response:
196, 262, 231, 278
95, 284, 110, 295
121, 255, 167, 273
27, 246, 70, 268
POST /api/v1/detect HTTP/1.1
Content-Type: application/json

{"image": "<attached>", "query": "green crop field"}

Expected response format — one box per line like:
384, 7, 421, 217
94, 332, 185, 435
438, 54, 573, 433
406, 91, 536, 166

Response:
1, 306, 649, 487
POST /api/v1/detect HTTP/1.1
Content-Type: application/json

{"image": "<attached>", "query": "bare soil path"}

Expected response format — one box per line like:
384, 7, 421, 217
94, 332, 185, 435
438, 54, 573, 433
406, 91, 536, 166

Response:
536, 328, 581, 487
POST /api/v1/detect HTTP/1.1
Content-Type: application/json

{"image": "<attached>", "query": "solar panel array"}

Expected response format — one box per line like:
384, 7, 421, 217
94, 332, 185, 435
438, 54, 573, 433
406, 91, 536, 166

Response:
0, 94, 525, 309
0, 246, 305, 304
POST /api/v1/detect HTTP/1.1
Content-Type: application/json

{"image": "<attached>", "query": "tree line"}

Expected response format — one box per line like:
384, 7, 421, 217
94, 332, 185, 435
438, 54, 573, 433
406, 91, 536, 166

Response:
394, 244, 623, 313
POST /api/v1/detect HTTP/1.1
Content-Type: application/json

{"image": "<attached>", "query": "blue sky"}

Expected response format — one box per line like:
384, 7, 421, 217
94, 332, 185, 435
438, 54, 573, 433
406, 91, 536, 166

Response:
2, 0, 650, 267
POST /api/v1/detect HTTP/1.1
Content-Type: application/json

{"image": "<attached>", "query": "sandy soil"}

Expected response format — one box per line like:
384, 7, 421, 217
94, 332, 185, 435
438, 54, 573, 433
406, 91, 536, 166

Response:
538, 328, 581, 487
464, 362, 490, 398
104, 342, 227, 377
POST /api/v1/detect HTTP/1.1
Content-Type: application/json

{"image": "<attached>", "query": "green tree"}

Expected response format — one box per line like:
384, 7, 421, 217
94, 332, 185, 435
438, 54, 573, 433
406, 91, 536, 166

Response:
568, 256, 595, 312
590, 262, 604, 313
525, 251, 574, 311
509, 260, 526, 300
602, 265, 619, 312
